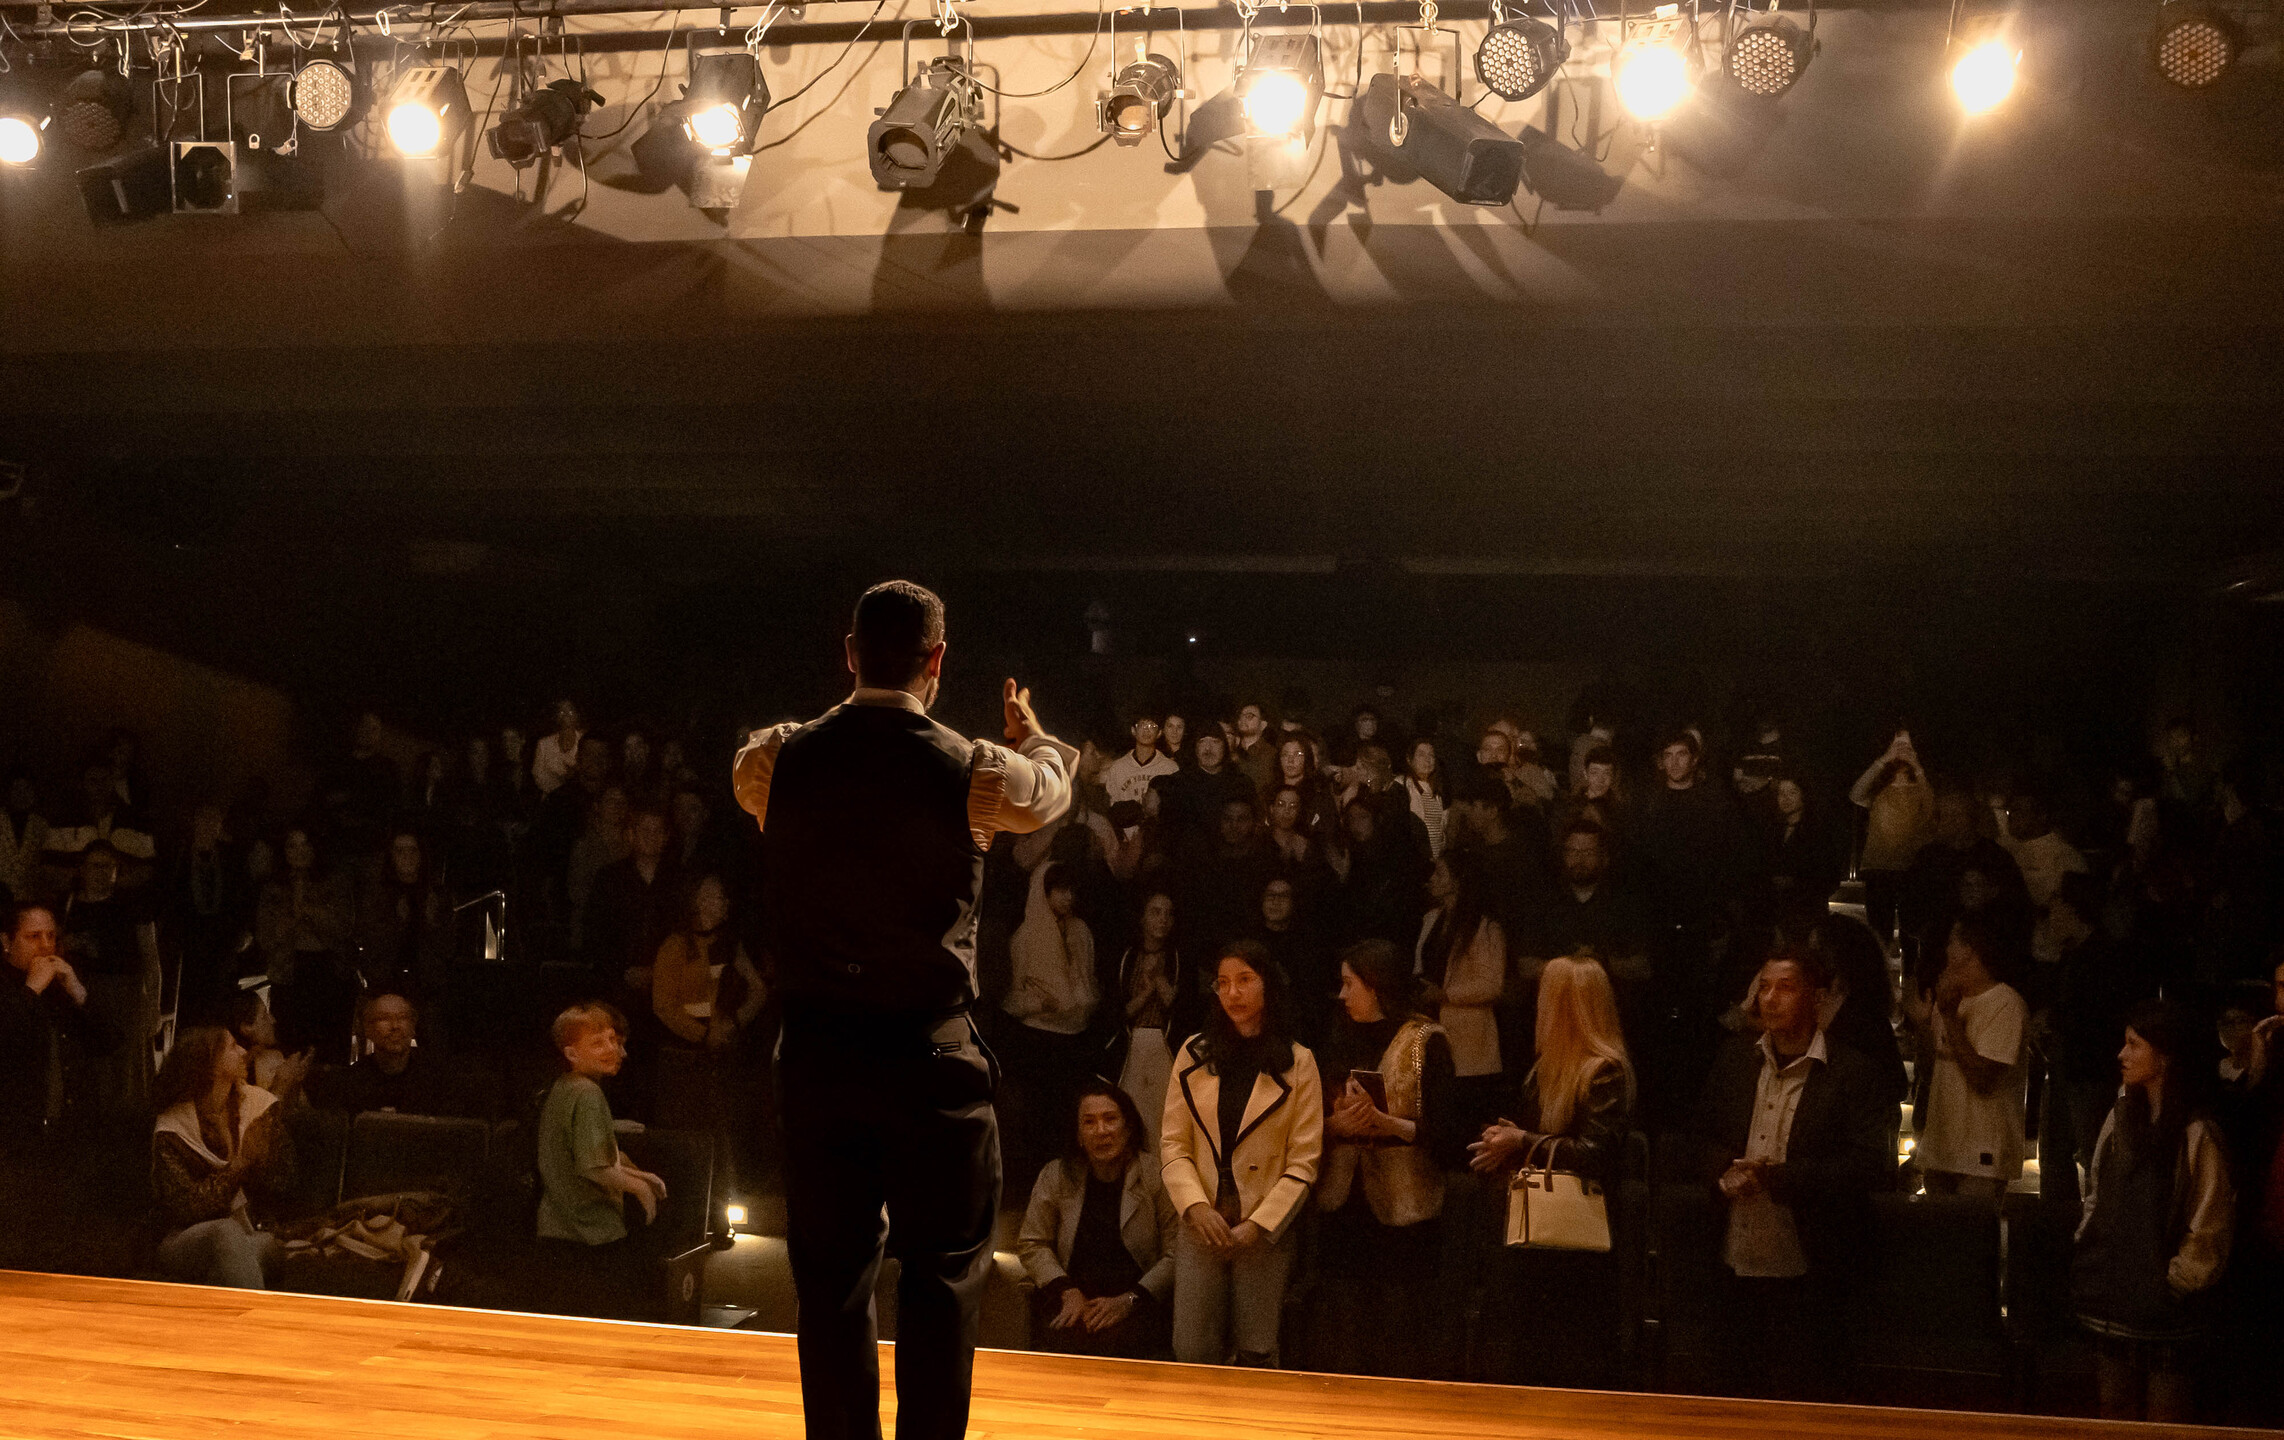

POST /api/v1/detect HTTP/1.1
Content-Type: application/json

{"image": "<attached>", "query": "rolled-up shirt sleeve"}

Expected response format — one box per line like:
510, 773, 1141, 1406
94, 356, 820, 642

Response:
733, 723, 798, 832
969, 734, 1078, 848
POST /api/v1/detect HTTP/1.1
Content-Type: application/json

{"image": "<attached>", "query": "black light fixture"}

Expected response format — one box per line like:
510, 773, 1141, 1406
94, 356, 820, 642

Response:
171, 139, 237, 213
78, 144, 172, 222
1236, 31, 1324, 188
385, 64, 473, 158
1359, 71, 1528, 205
1723, 2, 1816, 98
868, 27, 983, 191
2148, 2, 2239, 88
1099, 52, 1182, 145
291, 55, 365, 134
489, 77, 604, 167
682, 50, 769, 155
1475, 7, 1569, 103
54, 68, 135, 153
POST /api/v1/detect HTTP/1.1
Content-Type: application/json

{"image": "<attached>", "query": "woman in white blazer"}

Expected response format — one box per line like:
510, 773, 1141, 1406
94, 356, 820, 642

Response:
1017, 1082, 1179, 1358
1160, 939, 1323, 1367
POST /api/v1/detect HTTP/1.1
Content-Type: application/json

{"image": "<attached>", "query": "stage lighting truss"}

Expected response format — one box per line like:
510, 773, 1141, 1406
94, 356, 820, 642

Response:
1236, 28, 1326, 141
867, 20, 984, 191
1614, 7, 1700, 121
681, 47, 770, 156
490, 77, 605, 167
2149, 1, 2244, 88
54, 67, 136, 153
1476, 0, 1571, 104
1944, 5, 2020, 112
291, 55, 365, 134
1722, 0, 1816, 98
1097, 7, 1186, 148
385, 64, 473, 159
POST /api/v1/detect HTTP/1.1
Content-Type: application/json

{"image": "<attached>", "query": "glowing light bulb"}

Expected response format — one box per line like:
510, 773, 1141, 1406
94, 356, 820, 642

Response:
0, 116, 40, 166
1951, 40, 2018, 112
387, 101, 444, 156
723, 1204, 748, 1228
1616, 43, 1691, 120
687, 101, 744, 151
1243, 71, 1311, 136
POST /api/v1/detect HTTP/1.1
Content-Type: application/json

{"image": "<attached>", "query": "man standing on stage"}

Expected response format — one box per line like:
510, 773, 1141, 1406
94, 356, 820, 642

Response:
734, 580, 1075, 1440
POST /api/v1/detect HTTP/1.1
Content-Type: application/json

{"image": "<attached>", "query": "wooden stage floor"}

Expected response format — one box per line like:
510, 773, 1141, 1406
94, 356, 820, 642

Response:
2, 1270, 2266, 1440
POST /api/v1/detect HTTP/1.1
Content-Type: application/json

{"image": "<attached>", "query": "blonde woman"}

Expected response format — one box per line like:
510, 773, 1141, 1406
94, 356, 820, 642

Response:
1467, 954, 1635, 1386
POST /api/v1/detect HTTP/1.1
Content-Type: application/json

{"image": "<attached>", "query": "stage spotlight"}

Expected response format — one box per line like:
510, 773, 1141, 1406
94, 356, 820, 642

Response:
1475, 15, 1569, 103
386, 65, 471, 158
78, 144, 171, 222
1360, 71, 1527, 205
1099, 52, 1182, 145
0, 109, 44, 167
867, 56, 983, 190
723, 1204, 748, 1229
171, 140, 236, 213
1238, 33, 1324, 138
683, 51, 769, 155
55, 69, 134, 152
292, 57, 364, 133
2149, 3, 2238, 88
1724, 13, 1814, 97
1615, 16, 1695, 121
1949, 37, 2017, 111
489, 78, 604, 167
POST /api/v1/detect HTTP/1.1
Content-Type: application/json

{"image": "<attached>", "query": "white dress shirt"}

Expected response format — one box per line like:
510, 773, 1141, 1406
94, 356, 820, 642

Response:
1724, 1029, 1825, 1279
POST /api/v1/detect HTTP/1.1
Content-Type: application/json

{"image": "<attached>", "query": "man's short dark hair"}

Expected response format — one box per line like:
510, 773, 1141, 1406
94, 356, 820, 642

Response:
1560, 816, 1609, 848
1763, 948, 1836, 992
850, 580, 946, 688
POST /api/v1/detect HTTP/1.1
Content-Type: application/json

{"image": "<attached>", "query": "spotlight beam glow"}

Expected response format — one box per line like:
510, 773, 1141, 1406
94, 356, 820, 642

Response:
688, 102, 746, 152
1616, 44, 1691, 120
0, 115, 40, 166
1243, 71, 1311, 136
1950, 40, 2018, 113
388, 101, 445, 157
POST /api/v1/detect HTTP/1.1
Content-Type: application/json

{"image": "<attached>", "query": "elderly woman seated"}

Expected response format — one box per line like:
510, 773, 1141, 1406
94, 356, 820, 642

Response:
1015, 1081, 1178, 1358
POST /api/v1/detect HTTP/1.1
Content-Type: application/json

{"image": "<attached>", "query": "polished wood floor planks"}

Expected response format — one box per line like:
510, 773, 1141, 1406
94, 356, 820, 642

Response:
0, 1270, 2265, 1440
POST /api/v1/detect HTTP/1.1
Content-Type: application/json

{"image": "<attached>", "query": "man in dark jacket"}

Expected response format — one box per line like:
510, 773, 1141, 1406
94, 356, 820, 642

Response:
1679, 949, 1893, 1402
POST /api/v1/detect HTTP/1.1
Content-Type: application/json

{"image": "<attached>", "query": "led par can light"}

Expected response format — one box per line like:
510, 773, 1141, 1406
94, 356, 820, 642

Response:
1476, 16, 1569, 103
55, 69, 135, 152
1725, 14, 1814, 98
292, 57, 364, 133
1615, 14, 1696, 120
386, 65, 472, 158
1098, 53, 1182, 145
1360, 71, 1528, 205
2149, 3, 2239, 88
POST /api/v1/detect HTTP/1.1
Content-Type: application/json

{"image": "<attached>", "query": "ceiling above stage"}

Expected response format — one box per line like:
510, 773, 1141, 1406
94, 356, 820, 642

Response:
1, 0, 2283, 591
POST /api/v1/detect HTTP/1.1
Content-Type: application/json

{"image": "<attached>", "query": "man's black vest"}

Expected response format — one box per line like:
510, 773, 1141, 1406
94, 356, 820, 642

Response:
762, 702, 984, 1014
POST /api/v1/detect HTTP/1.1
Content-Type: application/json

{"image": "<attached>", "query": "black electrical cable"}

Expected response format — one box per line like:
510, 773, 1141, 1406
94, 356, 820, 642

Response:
757, 0, 887, 117
753, 33, 886, 150
968, 0, 1101, 97
994, 126, 1109, 160
578, 15, 679, 139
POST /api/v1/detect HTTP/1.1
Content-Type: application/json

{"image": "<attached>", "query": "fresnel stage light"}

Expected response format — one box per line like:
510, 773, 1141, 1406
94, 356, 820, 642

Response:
385, 64, 473, 158
489, 77, 605, 167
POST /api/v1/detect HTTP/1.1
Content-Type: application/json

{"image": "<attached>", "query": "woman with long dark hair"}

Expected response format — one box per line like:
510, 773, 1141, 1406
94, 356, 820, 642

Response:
2073, 999, 2234, 1423
651, 874, 767, 1135
255, 826, 354, 1063
1312, 938, 1456, 1377
150, 1025, 297, 1289
1161, 940, 1323, 1367
1413, 851, 1507, 1086
1016, 1081, 1179, 1359
1400, 739, 1448, 862
1112, 890, 1188, 1155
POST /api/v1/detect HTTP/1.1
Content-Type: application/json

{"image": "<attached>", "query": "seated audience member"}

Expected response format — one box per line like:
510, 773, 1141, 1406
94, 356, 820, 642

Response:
1101, 713, 1177, 808
0, 902, 118, 1139
310, 992, 488, 1118
150, 1026, 298, 1290
1413, 852, 1507, 1092
1313, 939, 1456, 1379
1904, 915, 2029, 1198
650, 874, 767, 1134
1682, 952, 1891, 1402
59, 841, 163, 1125
256, 826, 355, 1063
1470, 954, 1636, 1387
1162, 942, 1323, 1368
225, 991, 313, 1110
1017, 1082, 1179, 1359
2074, 999, 2235, 1424
535, 1003, 669, 1322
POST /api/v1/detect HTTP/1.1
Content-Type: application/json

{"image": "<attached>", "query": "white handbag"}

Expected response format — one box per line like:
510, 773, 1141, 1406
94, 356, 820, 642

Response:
1503, 1135, 1612, 1252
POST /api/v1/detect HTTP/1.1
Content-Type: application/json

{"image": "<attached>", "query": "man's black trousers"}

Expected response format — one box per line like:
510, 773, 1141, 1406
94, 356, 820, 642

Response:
776, 1007, 1002, 1440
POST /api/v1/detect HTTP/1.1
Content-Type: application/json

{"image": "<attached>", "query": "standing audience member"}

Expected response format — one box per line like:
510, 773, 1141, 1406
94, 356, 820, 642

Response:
0, 902, 116, 1137
1994, 790, 2090, 966
1232, 703, 1279, 798
532, 700, 585, 797
353, 830, 454, 1011
2046, 873, 2155, 1203
150, 1026, 297, 1290
1003, 863, 1100, 1163
650, 875, 767, 1151
1113, 891, 1187, 1154
1312, 939, 1455, 1379
1470, 954, 1636, 1387
535, 1003, 668, 1321
167, 802, 249, 1026
1161, 942, 1324, 1367
2074, 999, 2234, 1424
0, 767, 50, 903
256, 827, 355, 1063
1401, 741, 1449, 862
44, 758, 158, 885
1414, 853, 1507, 1092
585, 804, 685, 988
1849, 731, 1934, 938
1905, 915, 2030, 1197
1102, 714, 1177, 807
1017, 1083, 1179, 1359
60, 841, 163, 1124
1684, 952, 1892, 1401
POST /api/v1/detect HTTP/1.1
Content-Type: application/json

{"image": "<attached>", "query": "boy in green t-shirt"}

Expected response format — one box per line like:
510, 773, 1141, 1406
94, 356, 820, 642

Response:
535, 1004, 668, 1317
